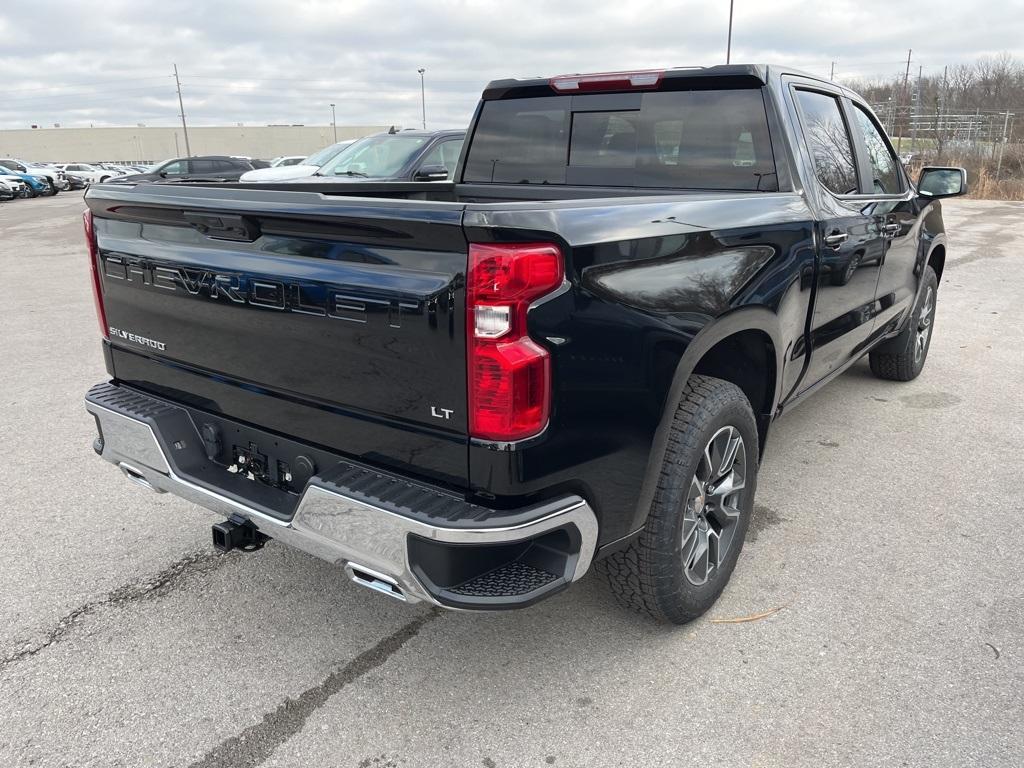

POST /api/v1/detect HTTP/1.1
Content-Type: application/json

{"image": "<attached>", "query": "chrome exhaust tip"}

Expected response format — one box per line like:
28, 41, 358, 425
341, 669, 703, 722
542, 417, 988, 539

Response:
345, 563, 407, 601
118, 462, 164, 493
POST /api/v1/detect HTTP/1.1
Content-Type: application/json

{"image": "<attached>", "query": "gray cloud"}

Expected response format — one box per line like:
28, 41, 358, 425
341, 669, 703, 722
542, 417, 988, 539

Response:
2, 0, 1022, 131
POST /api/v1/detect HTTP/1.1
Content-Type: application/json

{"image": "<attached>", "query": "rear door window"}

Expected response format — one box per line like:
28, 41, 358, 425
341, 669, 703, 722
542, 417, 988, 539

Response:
794, 90, 859, 195
190, 160, 219, 174
463, 89, 777, 190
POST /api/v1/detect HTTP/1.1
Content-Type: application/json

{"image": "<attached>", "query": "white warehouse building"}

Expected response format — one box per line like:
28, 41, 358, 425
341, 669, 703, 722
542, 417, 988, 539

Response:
0, 124, 391, 163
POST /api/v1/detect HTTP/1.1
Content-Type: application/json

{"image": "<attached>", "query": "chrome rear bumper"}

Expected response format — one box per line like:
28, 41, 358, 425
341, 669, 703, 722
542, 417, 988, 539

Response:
86, 383, 598, 609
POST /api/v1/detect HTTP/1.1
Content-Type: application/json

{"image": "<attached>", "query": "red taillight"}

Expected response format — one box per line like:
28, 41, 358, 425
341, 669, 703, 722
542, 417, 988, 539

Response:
467, 243, 563, 441
83, 209, 109, 339
549, 69, 664, 93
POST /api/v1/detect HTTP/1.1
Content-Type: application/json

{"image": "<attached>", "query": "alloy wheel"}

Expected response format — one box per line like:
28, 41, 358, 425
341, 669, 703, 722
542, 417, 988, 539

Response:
681, 425, 747, 586
915, 286, 935, 363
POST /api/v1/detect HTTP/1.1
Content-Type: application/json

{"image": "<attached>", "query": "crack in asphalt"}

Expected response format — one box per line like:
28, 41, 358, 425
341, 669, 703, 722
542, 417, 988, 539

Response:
0, 549, 232, 675
187, 610, 441, 768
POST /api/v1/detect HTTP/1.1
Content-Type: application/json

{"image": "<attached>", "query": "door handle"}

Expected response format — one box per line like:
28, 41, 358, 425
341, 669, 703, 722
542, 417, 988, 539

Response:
824, 231, 848, 249
881, 222, 901, 236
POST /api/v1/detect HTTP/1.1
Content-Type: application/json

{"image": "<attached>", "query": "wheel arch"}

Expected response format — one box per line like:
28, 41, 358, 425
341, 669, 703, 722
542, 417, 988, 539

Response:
630, 308, 784, 536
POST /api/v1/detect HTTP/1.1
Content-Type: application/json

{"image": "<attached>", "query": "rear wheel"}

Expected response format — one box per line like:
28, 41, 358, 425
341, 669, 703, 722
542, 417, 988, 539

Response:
598, 375, 758, 624
46, 178, 59, 195
869, 265, 938, 381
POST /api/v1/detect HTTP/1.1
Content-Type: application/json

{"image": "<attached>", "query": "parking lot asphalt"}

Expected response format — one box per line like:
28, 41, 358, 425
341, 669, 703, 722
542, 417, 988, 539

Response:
1, 192, 1022, 768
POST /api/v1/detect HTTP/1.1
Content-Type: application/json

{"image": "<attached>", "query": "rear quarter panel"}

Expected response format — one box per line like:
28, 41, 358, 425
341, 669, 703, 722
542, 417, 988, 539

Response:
464, 193, 817, 544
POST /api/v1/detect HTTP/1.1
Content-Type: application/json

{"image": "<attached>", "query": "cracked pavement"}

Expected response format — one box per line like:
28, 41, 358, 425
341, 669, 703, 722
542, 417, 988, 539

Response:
1, 194, 1022, 767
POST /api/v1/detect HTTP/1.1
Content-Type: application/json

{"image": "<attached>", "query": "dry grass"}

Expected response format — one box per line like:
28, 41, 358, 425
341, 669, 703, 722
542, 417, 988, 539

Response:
968, 168, 1024, 200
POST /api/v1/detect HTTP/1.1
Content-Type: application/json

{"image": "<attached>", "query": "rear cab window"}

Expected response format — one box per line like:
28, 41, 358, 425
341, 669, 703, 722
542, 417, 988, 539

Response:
463, 88, 778, 191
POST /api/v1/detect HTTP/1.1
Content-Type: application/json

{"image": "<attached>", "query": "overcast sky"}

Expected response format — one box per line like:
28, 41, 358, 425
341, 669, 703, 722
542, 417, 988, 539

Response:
2, 0, 1022, 131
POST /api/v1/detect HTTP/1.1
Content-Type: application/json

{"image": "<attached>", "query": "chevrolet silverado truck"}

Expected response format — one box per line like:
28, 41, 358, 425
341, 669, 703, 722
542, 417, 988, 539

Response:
83, 65, 966, 623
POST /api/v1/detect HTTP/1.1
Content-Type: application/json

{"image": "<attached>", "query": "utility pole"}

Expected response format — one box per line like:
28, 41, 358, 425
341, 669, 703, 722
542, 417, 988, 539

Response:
726, 0, 734, 64
173, 63, 191, 157
417, 68, 426, 129
829, 61, 835, 81
330, 103, 337, 142
896, 48, 912, 155
937, 65, 948, 160
995, 110, 1011, 179
910, 65, 922, 154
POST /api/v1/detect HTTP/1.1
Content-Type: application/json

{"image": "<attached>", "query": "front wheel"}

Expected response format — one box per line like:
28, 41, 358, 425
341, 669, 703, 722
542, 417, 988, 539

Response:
869, 265, 938, 381
598, 375, 758, 624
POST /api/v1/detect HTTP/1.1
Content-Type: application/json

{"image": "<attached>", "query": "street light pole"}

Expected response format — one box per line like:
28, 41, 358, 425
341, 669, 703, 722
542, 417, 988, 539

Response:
726, 0, 734, 64
417, 68, 426, 130
330, 103, 337, 142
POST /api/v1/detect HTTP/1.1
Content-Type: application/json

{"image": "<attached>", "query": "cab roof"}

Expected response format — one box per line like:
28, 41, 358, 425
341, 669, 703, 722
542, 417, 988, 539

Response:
481, 64, 836, 100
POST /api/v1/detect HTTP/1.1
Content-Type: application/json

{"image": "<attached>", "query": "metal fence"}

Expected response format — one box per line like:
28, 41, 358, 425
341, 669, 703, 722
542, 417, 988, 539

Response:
870, 103, 1015, 152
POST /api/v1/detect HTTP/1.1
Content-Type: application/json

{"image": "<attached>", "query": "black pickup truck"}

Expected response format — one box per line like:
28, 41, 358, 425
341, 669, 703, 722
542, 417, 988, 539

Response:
83, 65, 966, 623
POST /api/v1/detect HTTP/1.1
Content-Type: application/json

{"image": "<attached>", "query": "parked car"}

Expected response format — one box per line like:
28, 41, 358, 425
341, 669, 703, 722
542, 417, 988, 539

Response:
296, 129, 466, 183
55, 164, 121, 184
82, 64, 964, 623
270, 155, 307, 167
0, 158, 67, 192
93, 163, 129, 175
114, 156, 259, 183
0, 165, 50, 196
66, 174, 88, 191
0, 179, 17, 201
238, 140, 355, 182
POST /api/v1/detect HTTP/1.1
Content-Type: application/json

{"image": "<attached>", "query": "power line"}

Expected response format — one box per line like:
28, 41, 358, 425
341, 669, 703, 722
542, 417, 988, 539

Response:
5, 75, 172, 94
3, 93, 180, 111
5, 86, 177, 103
181, 84, 473, 102
184, 73, 487, 85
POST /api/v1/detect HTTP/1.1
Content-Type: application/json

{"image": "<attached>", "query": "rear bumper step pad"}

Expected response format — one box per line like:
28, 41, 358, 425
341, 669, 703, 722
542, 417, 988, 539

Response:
86, 381, 598, 609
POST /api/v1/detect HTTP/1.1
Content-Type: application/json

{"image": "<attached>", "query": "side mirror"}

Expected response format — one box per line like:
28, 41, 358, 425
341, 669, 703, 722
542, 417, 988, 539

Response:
158, 171, 168, 178
413, 164, 450, 182
918, 167, 967, 199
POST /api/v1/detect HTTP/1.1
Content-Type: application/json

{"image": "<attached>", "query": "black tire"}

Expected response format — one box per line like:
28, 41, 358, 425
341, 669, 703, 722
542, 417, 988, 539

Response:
46, 178, 59, 195
597, 375, 759, 624
869, 265, 938, 382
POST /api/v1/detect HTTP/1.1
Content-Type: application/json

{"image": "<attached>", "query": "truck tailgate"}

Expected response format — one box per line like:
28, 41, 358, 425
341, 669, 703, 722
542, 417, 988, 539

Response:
87, 186, 469, 486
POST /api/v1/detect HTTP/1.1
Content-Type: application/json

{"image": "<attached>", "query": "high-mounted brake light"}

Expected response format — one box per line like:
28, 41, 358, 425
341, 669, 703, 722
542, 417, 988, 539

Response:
549, 69, 664, 93
467, 243, 564, 441
83, 209, 109, 339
